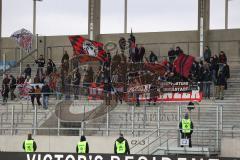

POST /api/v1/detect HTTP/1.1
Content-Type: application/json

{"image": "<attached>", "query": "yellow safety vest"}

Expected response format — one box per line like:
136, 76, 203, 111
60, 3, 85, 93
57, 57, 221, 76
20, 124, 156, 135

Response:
77, 141, 87, 153
182, 119, 191, 133
116, 140, 126, 154
24, 140, 34, 152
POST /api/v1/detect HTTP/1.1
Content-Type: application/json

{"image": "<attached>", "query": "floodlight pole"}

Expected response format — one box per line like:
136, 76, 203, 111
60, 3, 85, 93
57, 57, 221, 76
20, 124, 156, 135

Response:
88, 0, 101, 41
0, 0, 1, 36
33, 0, 42, 58
33, 0, 42, 35
124, 0, 128, 33
225, 0, 228, 29
0, 0, 2, 60
0, 0, 2, 38
33, 0, 36, 35
198, 0, 210, 58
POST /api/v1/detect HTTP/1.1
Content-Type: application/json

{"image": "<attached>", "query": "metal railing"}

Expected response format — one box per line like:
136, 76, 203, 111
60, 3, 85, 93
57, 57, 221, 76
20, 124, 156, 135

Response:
45, 40, 240, 60
0, 94, 60, 135
0, 48, 38, 74
0, 101, 223, 136
130, 128, 220, 155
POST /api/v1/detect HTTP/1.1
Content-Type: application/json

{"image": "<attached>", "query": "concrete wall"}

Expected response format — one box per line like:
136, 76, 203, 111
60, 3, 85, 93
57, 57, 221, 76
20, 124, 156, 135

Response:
99, 30, 200, 58
1, 29, 240, 63
0, 135, 143, 153
1, 37, 20, 62
0, 135, 240, 157
208, 29, 240, 59
221, 138, 240, 157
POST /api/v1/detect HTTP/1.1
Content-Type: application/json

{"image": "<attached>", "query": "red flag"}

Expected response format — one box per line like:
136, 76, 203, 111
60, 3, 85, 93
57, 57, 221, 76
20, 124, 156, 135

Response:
144, 63, 167, 77
173, 53, 194, 78
77, 55, 99, 63
69, 36, 108, 62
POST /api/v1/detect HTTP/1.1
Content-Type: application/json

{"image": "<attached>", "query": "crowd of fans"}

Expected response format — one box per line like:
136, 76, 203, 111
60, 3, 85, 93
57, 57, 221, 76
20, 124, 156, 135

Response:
112, 43, 230, 101
115, 36, 230, 101
1, 55, 54, 108
1, 39, 231, 106
161, 46, 230, 100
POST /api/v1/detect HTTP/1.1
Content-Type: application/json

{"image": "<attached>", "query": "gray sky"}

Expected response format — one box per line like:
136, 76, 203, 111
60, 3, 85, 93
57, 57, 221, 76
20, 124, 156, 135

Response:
2, 0, 240, 37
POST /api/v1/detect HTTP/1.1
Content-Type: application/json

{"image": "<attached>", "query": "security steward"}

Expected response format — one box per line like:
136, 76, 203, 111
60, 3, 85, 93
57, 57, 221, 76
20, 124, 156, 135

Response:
76, 135, 89, 154
23, 133, 37, 152
179, 112, 194, 147
114, 133, 130, 154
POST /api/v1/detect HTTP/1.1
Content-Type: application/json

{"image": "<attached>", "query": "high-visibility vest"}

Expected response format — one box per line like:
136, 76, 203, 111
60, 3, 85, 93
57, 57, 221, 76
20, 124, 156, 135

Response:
24, 140, 34, 152
116, 140, 126, 154
182, 119, 191, 133
77, 141, 87, 153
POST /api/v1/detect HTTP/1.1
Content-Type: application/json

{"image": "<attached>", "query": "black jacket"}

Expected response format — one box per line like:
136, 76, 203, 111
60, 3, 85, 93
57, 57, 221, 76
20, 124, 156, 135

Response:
72, 72, 81, 85
149, 53, 158, 63
24, 67, 32, 77
47, 61, 55, 75
201, 69, 212, 82
10, 77, 17, 89
41, 84, 51, 96
168, 49, 176, 62
61, 53, 69, 63
217, 65, 227, 86
203, 48, 211, 61
35, 58, 45, 67
114, 137, 130, 154
139, 47, 145, 62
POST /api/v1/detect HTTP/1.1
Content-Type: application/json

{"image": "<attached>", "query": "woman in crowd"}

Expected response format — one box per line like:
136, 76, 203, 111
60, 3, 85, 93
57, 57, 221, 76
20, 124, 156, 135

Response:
35, 85, 42, 106
46, 59, 56, 75
219, 51, 227, 64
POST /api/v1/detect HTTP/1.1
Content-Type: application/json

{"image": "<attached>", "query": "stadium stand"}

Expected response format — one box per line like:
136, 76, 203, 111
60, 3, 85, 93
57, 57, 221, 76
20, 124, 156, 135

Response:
1, 37, 240, 157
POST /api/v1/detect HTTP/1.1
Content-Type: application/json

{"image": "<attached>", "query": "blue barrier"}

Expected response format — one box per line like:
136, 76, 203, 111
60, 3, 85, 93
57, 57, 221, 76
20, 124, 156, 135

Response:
0, 61, 17, 71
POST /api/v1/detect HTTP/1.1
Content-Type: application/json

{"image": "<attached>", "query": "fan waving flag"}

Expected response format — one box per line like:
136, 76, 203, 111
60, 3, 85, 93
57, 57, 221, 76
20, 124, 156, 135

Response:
11, 28, 33, 52
69, 36, 108, 63
173, 53, 195, 78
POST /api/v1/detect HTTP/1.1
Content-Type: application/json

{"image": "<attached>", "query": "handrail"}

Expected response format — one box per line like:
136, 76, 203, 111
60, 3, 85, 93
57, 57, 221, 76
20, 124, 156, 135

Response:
231, 124, 240, 138
0, 47, 21, 50
130, 128, 159, 150
46, 40, 240, 48
0, 49, 37, 74
130, 128, 220, 150
0, 127, 221, 132
134, 128, 220, 154
136, 131, 171, 154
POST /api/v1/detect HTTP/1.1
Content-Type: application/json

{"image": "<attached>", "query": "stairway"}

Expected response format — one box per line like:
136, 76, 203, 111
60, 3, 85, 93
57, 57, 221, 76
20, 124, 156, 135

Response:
215, 64, 240, 137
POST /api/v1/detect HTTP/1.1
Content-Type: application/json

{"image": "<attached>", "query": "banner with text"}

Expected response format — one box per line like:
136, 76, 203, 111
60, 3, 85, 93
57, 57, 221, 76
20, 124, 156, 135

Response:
127, 82, 202, 102
0, 152, 238, 160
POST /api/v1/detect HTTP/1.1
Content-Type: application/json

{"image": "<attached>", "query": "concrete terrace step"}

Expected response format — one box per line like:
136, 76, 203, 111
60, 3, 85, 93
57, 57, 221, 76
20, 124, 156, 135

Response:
153, 146, 210, 156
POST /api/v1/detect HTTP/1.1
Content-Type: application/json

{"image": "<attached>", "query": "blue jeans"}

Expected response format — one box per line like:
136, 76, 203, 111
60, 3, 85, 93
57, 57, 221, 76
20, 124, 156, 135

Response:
212, 70, 217, 84
43, 96, 49, 109
203, 83, 210, 98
